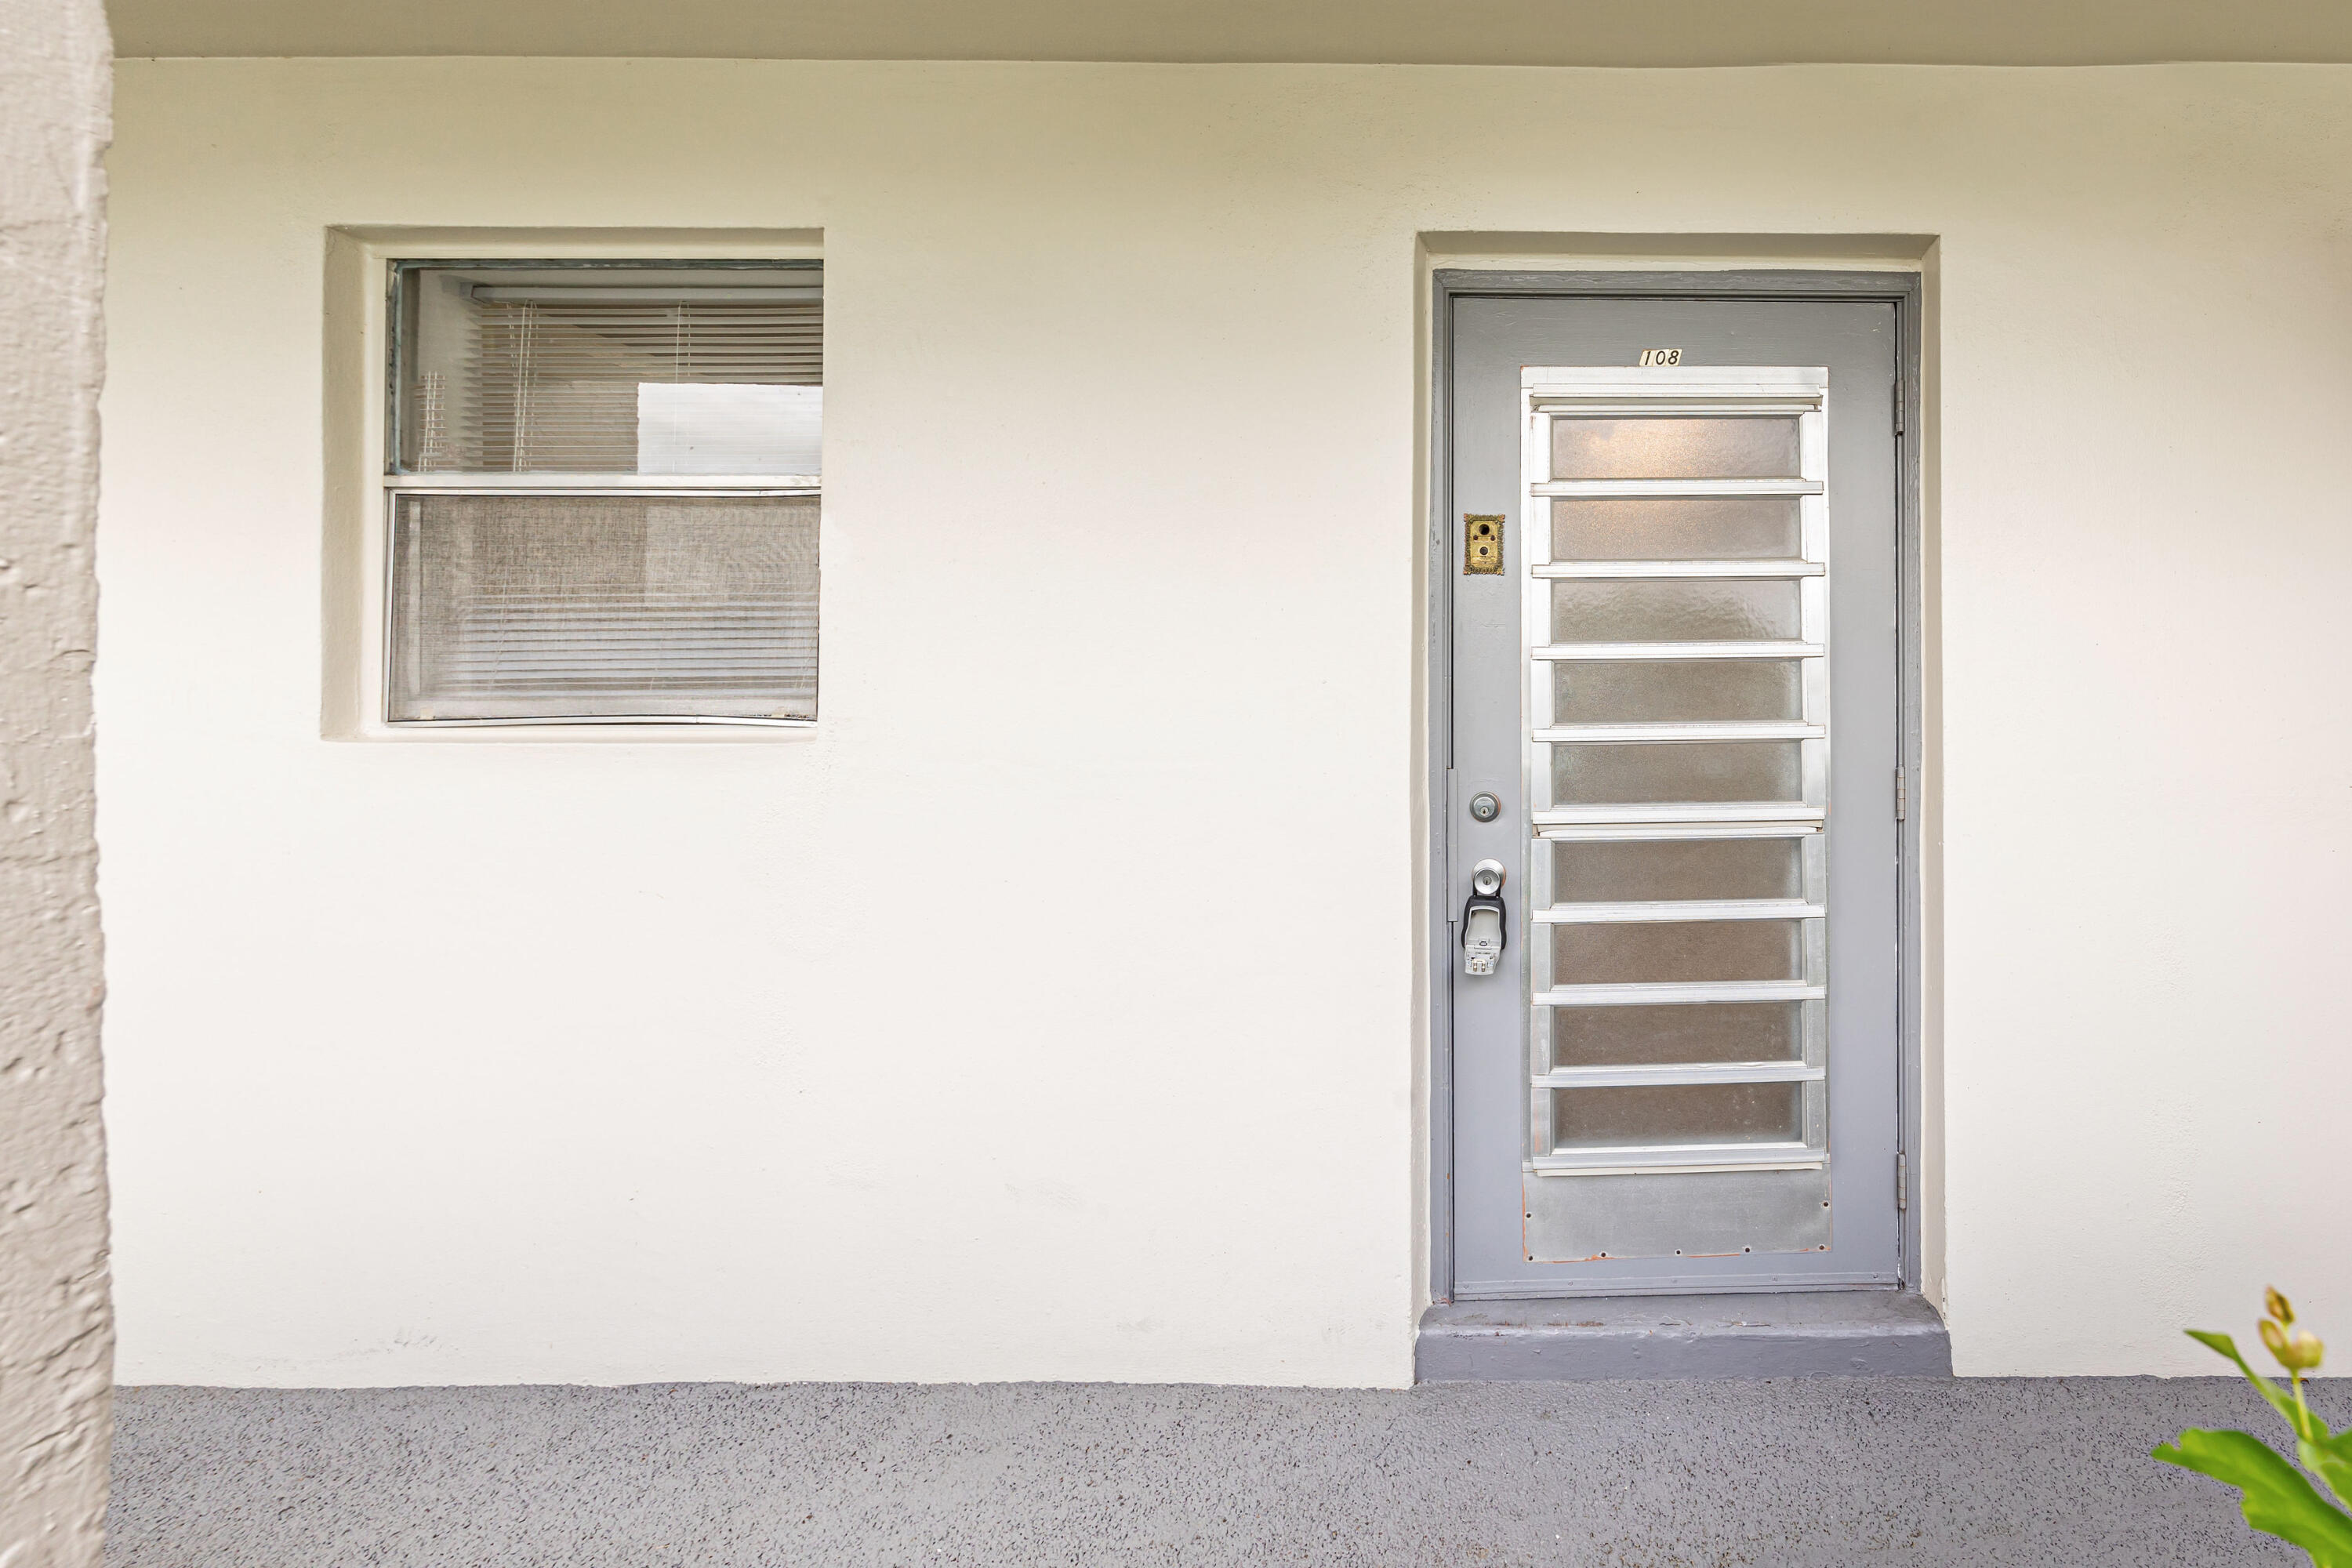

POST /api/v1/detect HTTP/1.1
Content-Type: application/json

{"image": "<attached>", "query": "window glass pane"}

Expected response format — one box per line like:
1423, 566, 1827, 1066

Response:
1551, 417, 1799, 480
1549, 1002, 1802, 1069
397, 264, 822, 474
1551, 921, 1804, 986
1550, 497, 1799, 561
1552, 1083, 1802, 1149
1551, 580, 1799, 642
387, 493, 818, 721
1548, 839, 1802, 903
1552, 741, 1800, 804
1552, 660, 1802, 723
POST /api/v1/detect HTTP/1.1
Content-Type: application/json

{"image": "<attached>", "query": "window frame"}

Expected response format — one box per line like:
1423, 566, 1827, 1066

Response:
325, 236, 826, 742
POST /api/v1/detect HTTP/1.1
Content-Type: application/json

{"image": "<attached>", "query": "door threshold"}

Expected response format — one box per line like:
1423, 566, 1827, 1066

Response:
1416, 1290, 1950, 1381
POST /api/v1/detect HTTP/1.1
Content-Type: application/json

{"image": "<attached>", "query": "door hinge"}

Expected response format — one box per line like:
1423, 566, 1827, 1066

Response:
1896, 1150, 1909, 1212
1894, 765, 1907, 822
1892, 381, 1904, 437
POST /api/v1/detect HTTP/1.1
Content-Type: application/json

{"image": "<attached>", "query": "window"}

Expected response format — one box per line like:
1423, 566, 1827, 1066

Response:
385, 261, 821, 724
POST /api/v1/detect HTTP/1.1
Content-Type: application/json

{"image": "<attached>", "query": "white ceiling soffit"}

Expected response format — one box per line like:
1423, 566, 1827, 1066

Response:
106, 0, 2352, 67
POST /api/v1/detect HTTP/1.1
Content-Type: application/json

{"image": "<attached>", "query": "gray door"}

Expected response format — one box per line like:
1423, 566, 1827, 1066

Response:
1448, 292, 1903, 1296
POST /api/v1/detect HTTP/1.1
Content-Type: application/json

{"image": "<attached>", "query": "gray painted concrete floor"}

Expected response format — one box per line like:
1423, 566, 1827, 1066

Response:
108, 1379, 2344, 1566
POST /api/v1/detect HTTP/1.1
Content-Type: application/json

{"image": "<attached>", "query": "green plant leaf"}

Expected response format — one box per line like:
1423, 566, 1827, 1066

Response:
2156, 1428, 2352, 1566
2189, 1330, 2320, 1440
2303, 1431, 2352, 1511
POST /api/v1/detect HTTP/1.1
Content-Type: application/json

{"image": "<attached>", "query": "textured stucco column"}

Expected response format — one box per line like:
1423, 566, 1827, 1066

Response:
0, 0, 114, 1563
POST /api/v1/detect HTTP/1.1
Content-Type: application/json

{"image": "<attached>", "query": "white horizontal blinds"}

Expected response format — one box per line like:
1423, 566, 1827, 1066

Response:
1520, 370, 1831, 1185
402, 270, 822, 474
387, 495, 818, 721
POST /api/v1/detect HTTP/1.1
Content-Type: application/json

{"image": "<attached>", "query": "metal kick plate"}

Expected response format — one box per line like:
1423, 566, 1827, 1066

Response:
1463, 514, 1504, 575
1525, 1167, 1831, 1263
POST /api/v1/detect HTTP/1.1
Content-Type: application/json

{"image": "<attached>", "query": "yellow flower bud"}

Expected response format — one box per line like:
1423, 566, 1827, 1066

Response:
2267, 1287, 2295, 1327
2262, 1318, 2325, 1373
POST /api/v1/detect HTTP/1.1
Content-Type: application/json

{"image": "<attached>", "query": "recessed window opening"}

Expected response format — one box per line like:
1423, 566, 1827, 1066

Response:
384, 260, 821, 725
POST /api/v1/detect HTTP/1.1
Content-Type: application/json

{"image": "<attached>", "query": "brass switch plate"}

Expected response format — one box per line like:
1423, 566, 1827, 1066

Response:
1464, 514, 1504, 575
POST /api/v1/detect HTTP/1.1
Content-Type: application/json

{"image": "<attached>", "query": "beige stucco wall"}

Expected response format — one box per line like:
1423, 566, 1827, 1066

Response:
100, 58, 2352, 1385
0, 0, 114, 1556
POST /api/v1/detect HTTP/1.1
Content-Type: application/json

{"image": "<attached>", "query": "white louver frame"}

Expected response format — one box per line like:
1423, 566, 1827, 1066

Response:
1519, 366, 1832, 1178
382, 262, 822, 728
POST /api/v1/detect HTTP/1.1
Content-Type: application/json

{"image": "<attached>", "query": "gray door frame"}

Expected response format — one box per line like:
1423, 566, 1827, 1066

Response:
1425, 268, 1926, 1305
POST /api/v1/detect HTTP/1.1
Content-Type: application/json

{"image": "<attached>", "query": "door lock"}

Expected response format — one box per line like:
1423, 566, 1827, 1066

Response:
1468, 792, 1501, 823
1461, 859, 1507, 976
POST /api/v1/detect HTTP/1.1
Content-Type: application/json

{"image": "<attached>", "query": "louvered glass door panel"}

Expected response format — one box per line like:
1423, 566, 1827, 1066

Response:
1522, 368, 1831, 1259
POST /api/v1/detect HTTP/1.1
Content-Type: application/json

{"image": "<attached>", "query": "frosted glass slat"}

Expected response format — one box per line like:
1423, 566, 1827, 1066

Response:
1551, 660, 1802, 723
1549, 839, 1802, 903
1548, 1002, 1804, 1068
1550, 497, 1802, 561
1550, 921, 1806, 986
1551, 579, 1801, 641
1552, 741, 1802, 804
1551, 417, 1801, 481
1552, 1083, 1803, 1149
